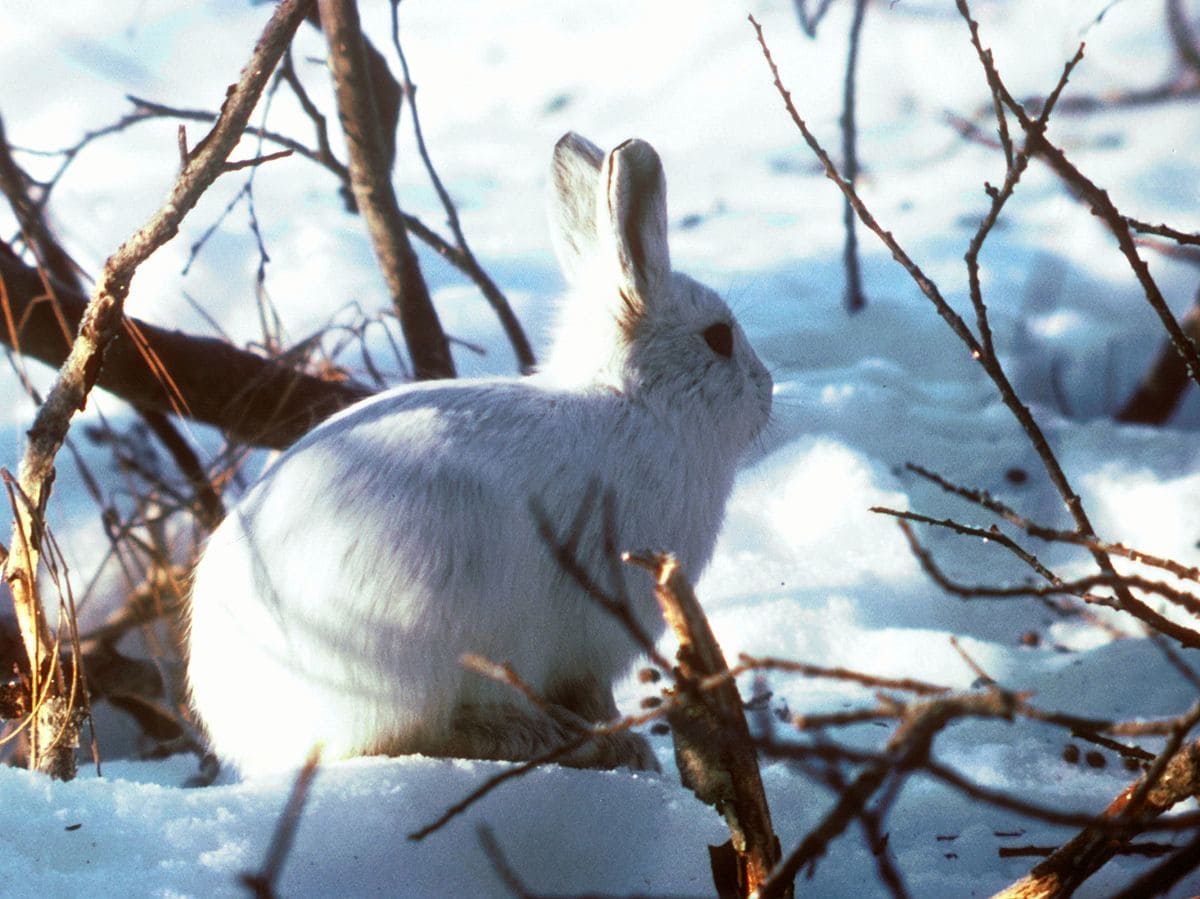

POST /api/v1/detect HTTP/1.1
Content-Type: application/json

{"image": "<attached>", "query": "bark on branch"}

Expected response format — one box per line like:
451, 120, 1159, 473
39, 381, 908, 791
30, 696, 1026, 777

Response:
1117, 291, 1200, 424
0, 241, 370, 449
318, 0, 455, 380
629, 552, 787, 899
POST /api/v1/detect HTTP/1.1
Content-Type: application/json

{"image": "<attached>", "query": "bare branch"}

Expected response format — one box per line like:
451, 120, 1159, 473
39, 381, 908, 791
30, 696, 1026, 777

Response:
407, 704, 665, 842
318, 0, 454, 380
871, 506, 1064, 590
475, 826, 533, 899
0, 240, 371, 449
529, 490, 672, 674
839, 0, 869, 313
126, 94, 349, 184
221, 147, 294, 173
1108, 829, 1200, 899
738, 653, 950, 697
753, 10, 1142, 634
759, 689, 1020, 899
1118, 292, 1200, 425
958, 0, 1200, 394
241, 745, 322, 899
792, 0, 838, 38
996, 703, 1200, 897
276, 52, 352, 189
121, 93, 526, 349
749, 14, 982, 358
894, 520, 1200, 649
1167, 0, 1200, 78
629, 552, 785, 898
901, 462, 1200, 585
387, 6, 535, 373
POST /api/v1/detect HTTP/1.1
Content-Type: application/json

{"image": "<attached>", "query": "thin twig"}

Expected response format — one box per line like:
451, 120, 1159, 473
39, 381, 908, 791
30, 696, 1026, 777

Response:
900, 462, 1200, 584
749, 15, 982, 358
1108, 829, 1200, 899
755, 9, 1141, 634
839, 0, 869, 313
387, 4, 535, 373
407, 705, 665, 842
241, 745, 322, 899
894, 520, 1200, 649
738, 654, 950, 697
1167, 0, 1200, 78
276, 50, 351, 193
996, 703, 1200, 897
758, 689, 1020, 899
961, 0, 1200, 392
529, 491, 673, 674
476, 826, 533, 899
871, 506, 1062, 587
793, 0, 838, 38
0, 238, 371, 449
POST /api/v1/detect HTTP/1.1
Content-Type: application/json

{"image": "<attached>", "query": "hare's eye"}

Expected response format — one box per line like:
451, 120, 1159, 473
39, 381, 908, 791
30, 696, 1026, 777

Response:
702, 322, 733, 359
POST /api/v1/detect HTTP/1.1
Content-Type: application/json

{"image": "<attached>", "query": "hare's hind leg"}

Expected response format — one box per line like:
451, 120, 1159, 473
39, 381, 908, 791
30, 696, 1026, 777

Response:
545, 675, 660, 772
424, 702, 573, 764
426, 686, 659, 771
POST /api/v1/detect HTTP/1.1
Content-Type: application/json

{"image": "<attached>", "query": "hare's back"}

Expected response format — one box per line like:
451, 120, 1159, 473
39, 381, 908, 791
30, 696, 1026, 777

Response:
269, 378, 605, 500
232, 379, 624, 568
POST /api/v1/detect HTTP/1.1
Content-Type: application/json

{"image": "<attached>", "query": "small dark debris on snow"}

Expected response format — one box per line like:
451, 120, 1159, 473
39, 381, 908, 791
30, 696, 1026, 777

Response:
542, 93, 571, 115
1004, 467, 1028, 485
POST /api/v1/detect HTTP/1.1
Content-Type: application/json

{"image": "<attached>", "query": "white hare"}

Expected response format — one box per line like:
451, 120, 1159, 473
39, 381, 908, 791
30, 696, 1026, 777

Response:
186, 133, 772, 774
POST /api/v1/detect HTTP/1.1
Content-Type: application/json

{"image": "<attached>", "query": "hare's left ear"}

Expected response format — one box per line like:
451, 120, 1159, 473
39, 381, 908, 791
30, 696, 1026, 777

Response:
550, 132, 605, 283
599, 139, 671, 322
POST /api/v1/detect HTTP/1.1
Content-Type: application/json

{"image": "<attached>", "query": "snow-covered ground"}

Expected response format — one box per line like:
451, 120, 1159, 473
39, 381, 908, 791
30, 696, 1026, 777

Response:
1, 0, 1199, 895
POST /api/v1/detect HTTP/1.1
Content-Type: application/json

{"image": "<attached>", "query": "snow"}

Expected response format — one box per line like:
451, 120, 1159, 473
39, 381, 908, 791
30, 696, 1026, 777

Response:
2, 0, 1200, 896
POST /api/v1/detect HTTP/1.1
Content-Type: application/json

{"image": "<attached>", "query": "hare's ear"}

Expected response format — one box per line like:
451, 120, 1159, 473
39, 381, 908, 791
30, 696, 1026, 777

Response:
599, 139, 670, 324
550, 132, 605, 283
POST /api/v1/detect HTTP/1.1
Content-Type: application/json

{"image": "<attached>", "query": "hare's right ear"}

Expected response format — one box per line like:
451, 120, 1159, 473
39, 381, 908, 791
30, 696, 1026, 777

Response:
598, 139, 670, 330
550, 132, 605, 283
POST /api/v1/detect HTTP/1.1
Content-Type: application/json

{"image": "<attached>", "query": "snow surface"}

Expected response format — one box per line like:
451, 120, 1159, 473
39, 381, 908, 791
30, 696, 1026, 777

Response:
2, 0, 1200, 896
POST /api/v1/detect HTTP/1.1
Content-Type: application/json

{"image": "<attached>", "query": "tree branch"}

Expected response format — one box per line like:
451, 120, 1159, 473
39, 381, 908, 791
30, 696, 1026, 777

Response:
387, 6, 535, 373
628, 552, 786, 899
0, 241, 370, 449
839, 0, 869, 313
1117, 290, 1200, 424
318, 0, 454, 380
996, 703, 1200, 898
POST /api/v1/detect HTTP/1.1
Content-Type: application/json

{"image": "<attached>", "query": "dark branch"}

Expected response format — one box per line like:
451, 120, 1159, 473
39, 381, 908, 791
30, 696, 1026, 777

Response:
0, 241, 370, 449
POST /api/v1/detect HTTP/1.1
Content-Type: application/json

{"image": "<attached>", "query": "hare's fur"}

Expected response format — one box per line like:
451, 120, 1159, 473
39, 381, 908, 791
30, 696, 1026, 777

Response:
186, 133, 772, 774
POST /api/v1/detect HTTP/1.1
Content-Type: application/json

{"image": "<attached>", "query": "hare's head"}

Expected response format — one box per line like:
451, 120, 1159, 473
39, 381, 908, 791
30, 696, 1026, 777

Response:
543, 133, 772, 454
